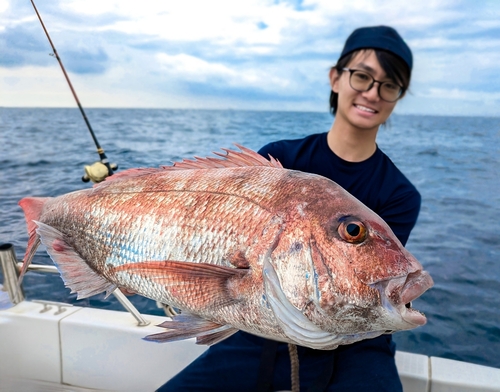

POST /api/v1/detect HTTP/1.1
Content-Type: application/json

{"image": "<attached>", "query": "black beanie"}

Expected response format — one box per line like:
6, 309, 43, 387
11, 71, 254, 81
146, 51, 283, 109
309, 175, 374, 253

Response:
340, 26, 412, 71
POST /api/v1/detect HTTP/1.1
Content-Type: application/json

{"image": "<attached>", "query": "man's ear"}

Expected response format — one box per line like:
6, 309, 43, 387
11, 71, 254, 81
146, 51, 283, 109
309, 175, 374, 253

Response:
329, 68, 340, 93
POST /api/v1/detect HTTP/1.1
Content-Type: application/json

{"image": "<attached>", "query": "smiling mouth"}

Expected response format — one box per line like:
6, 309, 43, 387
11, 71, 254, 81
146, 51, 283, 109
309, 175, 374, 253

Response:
354, 104, 377, 113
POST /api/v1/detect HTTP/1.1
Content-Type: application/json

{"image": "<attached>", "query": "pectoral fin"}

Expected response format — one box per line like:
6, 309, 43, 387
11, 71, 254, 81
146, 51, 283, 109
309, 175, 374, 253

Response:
112, 261, 248, 308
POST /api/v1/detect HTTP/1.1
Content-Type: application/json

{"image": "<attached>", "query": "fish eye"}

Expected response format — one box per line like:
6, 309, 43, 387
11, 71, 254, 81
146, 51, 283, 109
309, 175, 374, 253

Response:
338, 220, 367, 244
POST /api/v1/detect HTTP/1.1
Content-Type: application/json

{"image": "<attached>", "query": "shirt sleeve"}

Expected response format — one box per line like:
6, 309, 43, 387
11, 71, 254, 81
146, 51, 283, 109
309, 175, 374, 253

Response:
258, 142, 284, 162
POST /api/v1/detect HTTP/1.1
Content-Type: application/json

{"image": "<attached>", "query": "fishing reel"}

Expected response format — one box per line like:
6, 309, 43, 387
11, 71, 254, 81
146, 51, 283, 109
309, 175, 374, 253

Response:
82, 161, 118, 183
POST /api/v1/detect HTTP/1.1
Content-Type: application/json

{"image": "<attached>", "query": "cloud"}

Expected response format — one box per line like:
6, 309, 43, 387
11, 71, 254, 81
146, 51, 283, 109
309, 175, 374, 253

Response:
0, 0, 8, 14
156, 53, 290, 89
61, 0, 299, 46
0, 24, 51, 67
62, 48, 109, 74
0, 24, 110, 74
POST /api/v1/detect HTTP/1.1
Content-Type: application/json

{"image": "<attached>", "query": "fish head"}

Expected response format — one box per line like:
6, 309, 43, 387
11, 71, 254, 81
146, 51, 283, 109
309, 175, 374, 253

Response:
305, 189, 433, 339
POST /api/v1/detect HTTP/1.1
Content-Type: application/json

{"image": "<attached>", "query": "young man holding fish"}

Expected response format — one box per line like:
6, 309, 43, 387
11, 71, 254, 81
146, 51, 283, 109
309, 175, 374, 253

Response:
160, 26, 419, 391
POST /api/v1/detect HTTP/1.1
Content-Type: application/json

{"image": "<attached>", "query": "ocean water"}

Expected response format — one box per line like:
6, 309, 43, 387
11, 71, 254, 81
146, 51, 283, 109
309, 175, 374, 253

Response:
0, 107, 499, 369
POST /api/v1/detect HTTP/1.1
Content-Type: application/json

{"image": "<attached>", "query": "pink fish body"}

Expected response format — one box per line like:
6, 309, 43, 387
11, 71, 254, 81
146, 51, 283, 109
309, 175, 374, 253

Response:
19, 146, 433, 349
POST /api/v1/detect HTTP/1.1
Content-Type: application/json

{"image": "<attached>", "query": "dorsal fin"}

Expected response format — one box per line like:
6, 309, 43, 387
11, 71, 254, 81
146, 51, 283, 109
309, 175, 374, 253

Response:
167, 144, 282, 170
94, 144, 282, 187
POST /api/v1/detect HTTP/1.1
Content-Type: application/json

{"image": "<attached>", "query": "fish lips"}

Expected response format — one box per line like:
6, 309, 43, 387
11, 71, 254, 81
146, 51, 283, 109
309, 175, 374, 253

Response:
373, 270, 434, 327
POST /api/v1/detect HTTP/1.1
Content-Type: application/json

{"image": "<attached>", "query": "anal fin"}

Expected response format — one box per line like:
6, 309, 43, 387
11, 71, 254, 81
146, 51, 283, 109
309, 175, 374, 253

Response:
195, 327, 238, 346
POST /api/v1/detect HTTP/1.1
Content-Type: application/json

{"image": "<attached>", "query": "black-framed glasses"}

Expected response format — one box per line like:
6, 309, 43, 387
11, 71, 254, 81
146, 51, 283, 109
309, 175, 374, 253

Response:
342, 68, 403, 102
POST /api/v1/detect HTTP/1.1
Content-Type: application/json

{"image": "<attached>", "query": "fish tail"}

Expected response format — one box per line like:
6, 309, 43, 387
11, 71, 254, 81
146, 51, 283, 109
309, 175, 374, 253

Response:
18, 197, 51, 283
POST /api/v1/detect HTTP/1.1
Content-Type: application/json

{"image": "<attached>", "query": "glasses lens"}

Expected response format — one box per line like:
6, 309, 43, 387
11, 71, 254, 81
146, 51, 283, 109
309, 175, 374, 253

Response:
350, 71, 372, 91
380, 82, 401, 102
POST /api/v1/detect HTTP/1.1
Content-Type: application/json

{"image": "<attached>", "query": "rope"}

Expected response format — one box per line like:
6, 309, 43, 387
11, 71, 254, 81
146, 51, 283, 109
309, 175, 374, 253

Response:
288, 343, 300, 392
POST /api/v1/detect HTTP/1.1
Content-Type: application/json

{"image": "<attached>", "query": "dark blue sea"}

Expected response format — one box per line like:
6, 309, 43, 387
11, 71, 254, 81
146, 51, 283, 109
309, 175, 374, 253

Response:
1, 108, 499, 369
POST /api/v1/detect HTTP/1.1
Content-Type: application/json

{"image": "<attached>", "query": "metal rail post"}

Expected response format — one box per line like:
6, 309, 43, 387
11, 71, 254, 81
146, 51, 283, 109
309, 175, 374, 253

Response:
0, 243, 25, 304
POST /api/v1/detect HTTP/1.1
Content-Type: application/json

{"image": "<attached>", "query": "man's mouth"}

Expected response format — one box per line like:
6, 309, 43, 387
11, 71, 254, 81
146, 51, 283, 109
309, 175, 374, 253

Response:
354, 104, 377, 113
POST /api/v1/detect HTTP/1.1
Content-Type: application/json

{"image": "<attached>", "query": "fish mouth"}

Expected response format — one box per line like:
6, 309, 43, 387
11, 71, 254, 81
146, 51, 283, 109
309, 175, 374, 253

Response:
399, 270, 434, 325
374, 270, 434, 327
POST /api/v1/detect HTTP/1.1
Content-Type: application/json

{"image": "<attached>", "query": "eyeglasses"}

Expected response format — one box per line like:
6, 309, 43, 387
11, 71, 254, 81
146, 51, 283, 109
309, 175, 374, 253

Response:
342, 68, 403, 102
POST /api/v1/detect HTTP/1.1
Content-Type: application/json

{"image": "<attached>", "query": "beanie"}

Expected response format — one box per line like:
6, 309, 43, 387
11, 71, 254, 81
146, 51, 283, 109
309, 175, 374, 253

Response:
340, 26, 412, 70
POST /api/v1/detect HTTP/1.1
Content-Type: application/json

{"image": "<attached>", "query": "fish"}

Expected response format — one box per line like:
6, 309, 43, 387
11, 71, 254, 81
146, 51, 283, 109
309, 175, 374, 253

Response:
18, 145, 433, 350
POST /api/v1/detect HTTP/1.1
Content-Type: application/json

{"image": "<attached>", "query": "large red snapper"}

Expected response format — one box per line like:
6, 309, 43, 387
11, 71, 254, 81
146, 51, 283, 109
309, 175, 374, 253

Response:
19, 145, 433, 349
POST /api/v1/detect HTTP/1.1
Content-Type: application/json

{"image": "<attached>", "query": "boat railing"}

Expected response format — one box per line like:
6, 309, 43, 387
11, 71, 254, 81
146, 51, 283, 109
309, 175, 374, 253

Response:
0, 243, 24, 304
0, 243, 151, 326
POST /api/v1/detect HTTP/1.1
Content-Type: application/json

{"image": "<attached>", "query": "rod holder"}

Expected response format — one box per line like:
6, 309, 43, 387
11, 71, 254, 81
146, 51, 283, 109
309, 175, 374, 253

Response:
0, 243, 25, 305
112, 288, 151, 327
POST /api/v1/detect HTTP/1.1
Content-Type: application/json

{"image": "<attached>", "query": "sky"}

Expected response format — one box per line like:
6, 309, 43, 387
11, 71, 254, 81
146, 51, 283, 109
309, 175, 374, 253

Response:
1, 0, 499, 116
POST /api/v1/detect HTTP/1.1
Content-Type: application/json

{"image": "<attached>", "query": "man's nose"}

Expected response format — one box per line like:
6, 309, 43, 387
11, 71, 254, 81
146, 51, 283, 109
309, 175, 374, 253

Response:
362, 82, 381, 101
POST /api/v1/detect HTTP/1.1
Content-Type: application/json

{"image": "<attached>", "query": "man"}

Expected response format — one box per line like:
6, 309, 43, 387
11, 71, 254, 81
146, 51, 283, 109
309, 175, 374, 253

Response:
160, 25, 419, 392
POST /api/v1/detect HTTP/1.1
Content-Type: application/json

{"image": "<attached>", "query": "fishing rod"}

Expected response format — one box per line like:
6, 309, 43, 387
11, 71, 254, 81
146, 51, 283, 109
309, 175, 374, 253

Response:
30, 0, 117, 183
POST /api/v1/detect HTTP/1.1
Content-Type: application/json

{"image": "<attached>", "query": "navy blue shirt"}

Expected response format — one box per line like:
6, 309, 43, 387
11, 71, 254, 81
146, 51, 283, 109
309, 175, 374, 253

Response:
258, 132, 421, 246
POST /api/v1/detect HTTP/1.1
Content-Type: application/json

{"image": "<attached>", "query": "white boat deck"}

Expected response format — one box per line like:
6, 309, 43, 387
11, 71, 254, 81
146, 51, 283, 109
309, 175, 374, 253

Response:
1, 301, 499, 392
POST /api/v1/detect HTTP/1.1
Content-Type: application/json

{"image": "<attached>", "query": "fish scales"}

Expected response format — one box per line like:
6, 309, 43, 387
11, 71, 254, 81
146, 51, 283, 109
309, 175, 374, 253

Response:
41, 167, 292, 308
63, 169, 274, 262
19, 146, 433, 349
